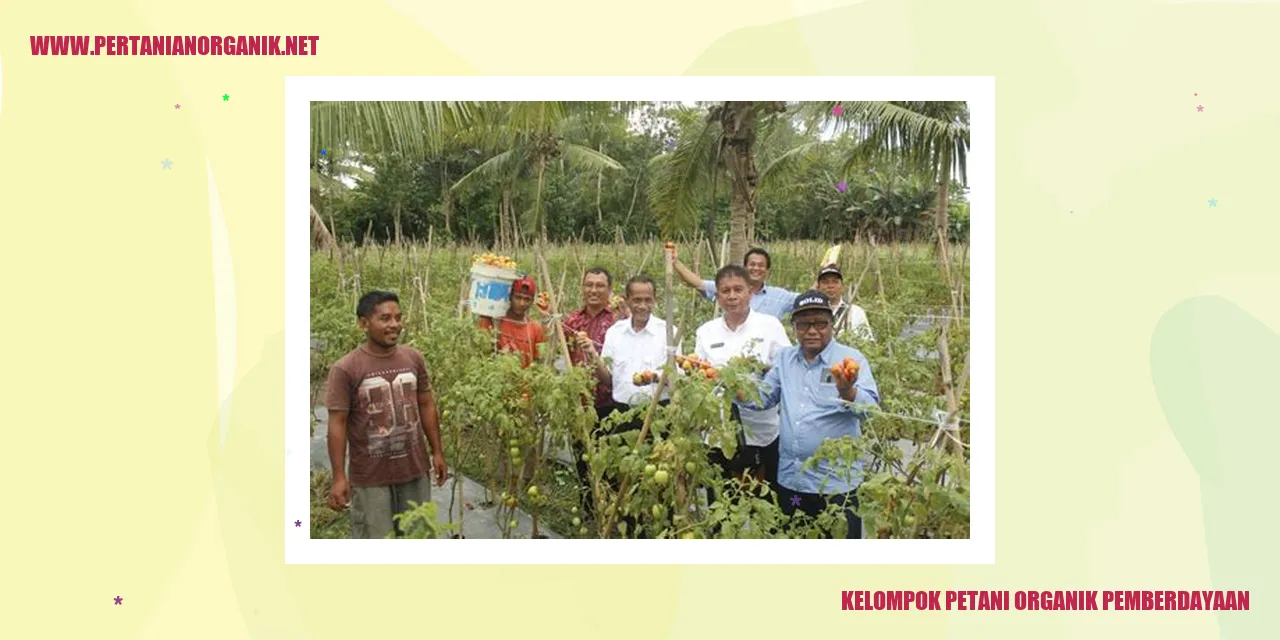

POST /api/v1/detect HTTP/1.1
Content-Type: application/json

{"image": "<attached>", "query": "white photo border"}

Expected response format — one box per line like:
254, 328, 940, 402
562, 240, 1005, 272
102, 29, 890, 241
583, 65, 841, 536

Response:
285, 76, 994, 564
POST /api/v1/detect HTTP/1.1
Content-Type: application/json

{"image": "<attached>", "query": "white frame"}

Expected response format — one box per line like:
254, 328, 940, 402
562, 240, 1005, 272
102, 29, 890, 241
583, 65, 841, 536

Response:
285, 76, 994, 564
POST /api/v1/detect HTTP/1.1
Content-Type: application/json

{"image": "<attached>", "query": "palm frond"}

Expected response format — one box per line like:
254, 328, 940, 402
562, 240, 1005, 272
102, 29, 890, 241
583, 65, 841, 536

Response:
646, 112, 723, 236
310, 101, 476, 162
759, 140, 823, 190
559, 143, 625, 173
451, 148, 526, 192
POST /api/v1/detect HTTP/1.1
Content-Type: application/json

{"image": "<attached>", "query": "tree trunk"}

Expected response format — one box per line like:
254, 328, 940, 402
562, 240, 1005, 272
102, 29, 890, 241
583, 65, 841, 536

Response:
705, 156, 719, 248
596, 142, 605, 225
496, 192, 506, 251
933, 150, 959, 317
393, 202, 403, 246
535, 156, 549, 243
502, 184, 515, 250
441, 162, 453, 238
719, 102, 760, 266
310, 203, 334, 250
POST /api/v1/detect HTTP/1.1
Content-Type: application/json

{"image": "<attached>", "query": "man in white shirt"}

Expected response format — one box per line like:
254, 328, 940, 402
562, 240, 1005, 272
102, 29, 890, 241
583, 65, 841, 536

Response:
593, 275, 679, 422
694, 265, 793, 489
579, 275, 676, 538
817, 264, 874, 342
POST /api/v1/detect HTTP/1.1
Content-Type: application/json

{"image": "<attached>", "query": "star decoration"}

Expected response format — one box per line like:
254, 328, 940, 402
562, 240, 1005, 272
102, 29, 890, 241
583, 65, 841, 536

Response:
320, 149, 327, 156
222, 94, 230, 101
665, 138, 676, 149
174, 104, 181, 109
161, 158, 174, 170
836, 181, 848, 193
114, 596, 123, 605
294, 520, 302, 527
1197, 105, 1204, 112
832, 105, 844, 116
790, 495, 802, 507
1208, 198, 1218, 207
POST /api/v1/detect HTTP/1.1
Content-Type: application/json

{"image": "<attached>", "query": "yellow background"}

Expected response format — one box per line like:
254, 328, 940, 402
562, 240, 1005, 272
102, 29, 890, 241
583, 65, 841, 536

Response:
0, 0, 1273, 637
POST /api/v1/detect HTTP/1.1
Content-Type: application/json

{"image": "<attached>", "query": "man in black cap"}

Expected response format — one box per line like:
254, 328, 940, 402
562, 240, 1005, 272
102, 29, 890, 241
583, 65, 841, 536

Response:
816, 264, 874, 341
735, 290, 880, 538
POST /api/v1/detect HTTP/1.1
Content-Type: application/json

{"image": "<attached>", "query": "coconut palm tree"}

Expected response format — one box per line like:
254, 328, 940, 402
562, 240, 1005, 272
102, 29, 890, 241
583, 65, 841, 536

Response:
450, 102, 631, 244
820, 101, 968, 271
647, 101, 804, 264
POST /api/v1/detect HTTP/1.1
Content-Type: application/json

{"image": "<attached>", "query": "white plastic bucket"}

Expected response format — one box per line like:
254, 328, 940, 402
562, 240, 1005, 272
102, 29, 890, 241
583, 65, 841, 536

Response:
469, 263, 519, 318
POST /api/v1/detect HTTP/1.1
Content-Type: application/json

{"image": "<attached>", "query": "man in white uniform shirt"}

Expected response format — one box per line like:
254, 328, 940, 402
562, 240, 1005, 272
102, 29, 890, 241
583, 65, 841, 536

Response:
694, 265, 792, 489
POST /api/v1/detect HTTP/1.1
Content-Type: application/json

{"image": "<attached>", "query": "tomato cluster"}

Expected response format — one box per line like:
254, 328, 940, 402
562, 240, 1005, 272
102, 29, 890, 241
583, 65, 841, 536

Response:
830, 356, 860, 382
472, 253, 518, 269
675, 355, 719, 381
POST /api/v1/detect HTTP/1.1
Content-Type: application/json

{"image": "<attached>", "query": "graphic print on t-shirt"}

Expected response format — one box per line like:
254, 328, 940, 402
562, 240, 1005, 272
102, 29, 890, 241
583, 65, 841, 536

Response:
357, 371, 421, 459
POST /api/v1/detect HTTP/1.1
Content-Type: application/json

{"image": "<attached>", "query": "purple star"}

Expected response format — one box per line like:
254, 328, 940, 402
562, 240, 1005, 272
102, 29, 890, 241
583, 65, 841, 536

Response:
790, 495, 802, 507
832, 105, 844, 116
294, 520, 302, 527
665, 138, 676, 149
114, 596, 123, 605
836, 181, 848, 193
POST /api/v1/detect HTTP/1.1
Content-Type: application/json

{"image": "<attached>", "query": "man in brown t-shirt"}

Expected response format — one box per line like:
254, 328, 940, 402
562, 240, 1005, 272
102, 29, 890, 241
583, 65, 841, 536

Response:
324, 290, 447, 538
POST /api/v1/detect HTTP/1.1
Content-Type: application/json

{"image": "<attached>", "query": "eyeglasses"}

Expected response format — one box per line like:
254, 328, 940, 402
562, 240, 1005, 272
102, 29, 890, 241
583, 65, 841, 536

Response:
792, 320, 831, 332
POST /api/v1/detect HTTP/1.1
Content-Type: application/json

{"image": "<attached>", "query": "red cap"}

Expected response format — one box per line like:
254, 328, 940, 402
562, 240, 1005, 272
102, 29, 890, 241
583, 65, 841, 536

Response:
512, 276, 536, 297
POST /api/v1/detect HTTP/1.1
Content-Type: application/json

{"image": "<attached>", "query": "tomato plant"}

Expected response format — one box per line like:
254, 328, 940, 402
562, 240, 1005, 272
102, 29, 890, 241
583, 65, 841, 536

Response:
309, 240, 971, 540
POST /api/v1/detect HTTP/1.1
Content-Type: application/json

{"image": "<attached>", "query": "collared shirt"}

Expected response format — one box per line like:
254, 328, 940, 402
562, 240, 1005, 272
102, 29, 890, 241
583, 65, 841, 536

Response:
694, 310, 792, 446
833, 301, 875, 341
563, 306, 617, 408
602, 317, 679, 406
740, 339, 880, 495
699, 280, 799, 320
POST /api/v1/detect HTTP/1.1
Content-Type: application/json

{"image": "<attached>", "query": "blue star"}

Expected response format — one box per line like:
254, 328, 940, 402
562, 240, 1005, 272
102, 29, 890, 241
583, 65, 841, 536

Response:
665, 138, 676, 149
161, 158, 174, 170
320, 149, 327, 156
1208, 198, 1218, 207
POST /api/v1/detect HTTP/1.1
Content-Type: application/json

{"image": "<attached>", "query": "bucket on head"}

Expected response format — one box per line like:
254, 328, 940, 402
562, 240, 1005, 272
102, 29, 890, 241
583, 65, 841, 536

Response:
469, 262, 519, 318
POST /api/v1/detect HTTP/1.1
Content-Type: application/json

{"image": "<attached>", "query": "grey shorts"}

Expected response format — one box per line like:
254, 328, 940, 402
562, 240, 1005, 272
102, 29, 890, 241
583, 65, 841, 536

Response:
350, 475, 432, 539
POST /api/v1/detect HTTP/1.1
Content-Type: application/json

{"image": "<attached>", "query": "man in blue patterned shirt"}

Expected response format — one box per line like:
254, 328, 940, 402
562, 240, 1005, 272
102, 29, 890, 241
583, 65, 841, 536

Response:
666, 245, 800, 319
736, 290, 880, 538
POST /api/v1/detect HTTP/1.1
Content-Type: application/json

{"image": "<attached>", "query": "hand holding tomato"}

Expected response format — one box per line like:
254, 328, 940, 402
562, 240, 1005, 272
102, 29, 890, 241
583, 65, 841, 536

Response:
574, 331, 596, 356
830, 357, 860, 392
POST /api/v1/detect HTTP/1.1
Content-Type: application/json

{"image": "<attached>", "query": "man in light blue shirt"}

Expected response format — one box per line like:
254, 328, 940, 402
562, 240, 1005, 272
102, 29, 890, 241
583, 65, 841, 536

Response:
736, 290, 880, 538
667, 245, 800, 319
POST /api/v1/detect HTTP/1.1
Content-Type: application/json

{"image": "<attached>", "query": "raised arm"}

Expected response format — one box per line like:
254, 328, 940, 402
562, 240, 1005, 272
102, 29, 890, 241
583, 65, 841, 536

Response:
666, 243, 708, 290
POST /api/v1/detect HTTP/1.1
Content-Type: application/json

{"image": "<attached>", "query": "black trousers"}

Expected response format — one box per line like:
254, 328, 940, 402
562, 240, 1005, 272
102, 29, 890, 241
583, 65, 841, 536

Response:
708, 403, 779, 488
776, 483, 862, 539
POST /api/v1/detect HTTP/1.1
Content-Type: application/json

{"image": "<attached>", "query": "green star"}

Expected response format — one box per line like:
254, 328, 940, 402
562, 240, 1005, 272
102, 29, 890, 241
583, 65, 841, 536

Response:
222, 94, 229, 101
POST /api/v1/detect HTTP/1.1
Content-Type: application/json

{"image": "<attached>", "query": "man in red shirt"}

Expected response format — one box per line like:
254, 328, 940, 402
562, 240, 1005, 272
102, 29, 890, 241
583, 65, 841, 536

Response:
478, 276, 546, 367
563, 267, 619, 519
563, 267, 620, 417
